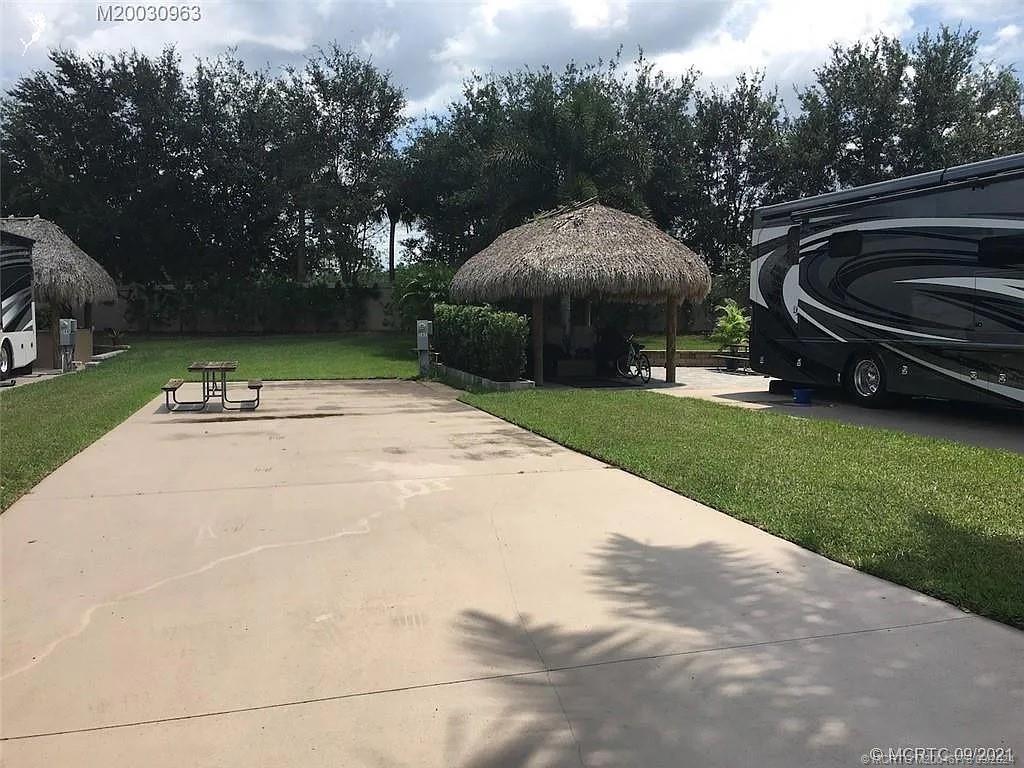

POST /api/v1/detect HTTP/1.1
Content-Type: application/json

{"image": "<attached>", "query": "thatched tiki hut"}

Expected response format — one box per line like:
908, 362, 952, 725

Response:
450, 202, 711, 384
1, 216, 117, 366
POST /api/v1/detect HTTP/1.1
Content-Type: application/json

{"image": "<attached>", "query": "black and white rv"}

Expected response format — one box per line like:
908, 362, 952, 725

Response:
0, 230, 37, 379
749, 152, 1024, 409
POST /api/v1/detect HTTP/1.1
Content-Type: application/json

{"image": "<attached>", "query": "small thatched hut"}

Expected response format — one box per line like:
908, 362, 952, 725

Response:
451, 202, 711, 384
1, 216, 117, 366
0, 216, 116, 307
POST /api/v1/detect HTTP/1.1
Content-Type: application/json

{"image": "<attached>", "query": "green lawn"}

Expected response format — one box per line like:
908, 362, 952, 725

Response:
636, 333, 718, 351
0, 334, 415, 510
462, 389, 1024, 627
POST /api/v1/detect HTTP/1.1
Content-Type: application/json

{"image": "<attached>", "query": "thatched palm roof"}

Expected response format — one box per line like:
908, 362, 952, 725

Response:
0, 216, 116, 305
451, 202, 711, 303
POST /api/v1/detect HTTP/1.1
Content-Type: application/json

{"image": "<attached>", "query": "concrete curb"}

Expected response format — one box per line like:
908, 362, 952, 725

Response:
434, 363, 534, 392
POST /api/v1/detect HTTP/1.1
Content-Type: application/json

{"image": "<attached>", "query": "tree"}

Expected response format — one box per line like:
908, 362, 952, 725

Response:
189, 54, 284, 285
5, 26, 1022, 313
786, 26, 1024, 195
795, 35, 909, 190
618, 55, 699, 231
1, 48, 190, 283
1, 43, 406, 291
687, 73, 786, 270
299, 44, 406, 285
404, 56, 655, 265
901, 26, 1024, 170
378, 150, 414, 281
403, 80, 503, 264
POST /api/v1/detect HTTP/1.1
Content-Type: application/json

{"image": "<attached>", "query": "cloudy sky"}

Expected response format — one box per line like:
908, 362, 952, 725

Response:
1, 0, 1021, 117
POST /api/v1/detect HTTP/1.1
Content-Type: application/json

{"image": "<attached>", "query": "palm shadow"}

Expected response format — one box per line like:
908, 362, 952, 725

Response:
448, 534, 1020, 766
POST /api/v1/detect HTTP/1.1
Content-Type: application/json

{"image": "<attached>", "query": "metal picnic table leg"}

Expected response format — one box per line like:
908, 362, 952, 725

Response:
168, 369, 209, 411
221, 369, 259, 410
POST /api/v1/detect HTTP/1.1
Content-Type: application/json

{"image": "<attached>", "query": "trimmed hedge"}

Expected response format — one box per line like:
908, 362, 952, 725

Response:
433, 303, 529, 382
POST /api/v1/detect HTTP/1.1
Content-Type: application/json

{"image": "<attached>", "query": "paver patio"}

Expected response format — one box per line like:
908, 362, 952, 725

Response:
2, 379, 1021, 766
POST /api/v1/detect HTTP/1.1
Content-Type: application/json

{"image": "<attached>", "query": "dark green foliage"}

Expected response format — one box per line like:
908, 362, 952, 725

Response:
404, 27, 1024, 282
709, 299, 750, 349
1, 44, 404, 288
433, 303, 529, 381
785, 26, 1024, 197
392, 262, 456, 331
2, 25, 1021, 309
120, 277, 377, 333
685, 73, 787, 271
705, 245, 751, 307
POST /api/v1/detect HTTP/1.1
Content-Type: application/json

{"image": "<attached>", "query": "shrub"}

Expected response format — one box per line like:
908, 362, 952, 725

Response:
709, 298, 750, 349
392, 262, 455, 331
433, 303, 529, 381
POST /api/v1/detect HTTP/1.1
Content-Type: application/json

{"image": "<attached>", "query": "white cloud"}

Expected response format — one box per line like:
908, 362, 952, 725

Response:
980, 20, 1024, 61
403, 81, 462, 119
360, 29, 399, 58
995, 23, 1020, 41
560, 0, 630, 31
67, 3, 310, 59
654, 0, 917, 87
1, 0, 1020, 111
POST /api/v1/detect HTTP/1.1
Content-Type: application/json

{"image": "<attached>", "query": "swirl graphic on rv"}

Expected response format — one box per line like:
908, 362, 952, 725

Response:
749, 153, 1024, 407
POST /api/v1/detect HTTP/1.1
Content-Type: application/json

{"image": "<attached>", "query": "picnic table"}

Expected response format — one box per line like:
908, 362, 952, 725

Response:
712, 344, 750, 372
162, 360, 262, 412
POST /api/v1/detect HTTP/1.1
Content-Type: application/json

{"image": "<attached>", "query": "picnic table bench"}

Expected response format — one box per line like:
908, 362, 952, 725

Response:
163, 361, 262, 412
712, 345, 750, 372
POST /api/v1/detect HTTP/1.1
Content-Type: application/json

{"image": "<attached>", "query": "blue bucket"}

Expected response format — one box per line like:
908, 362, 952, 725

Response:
792, 387, 813, 406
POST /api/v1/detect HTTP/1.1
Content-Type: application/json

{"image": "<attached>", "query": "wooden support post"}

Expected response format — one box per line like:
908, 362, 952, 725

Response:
50, 308, 61, 369
582, 298, 592, 327
559, 294, 571, 352
532, 297, 544, 386
665, 295, 678, 383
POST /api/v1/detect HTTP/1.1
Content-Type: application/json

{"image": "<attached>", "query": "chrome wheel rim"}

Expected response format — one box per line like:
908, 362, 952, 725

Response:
0, 347, 9, 375
853, 359, 881, 397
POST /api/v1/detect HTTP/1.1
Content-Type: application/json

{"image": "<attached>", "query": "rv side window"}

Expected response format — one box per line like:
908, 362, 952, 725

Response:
978, 235, 1024, 267
828, 231, 862, 259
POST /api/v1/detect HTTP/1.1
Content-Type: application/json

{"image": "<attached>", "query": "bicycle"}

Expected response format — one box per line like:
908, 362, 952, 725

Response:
615, 334, 652, 384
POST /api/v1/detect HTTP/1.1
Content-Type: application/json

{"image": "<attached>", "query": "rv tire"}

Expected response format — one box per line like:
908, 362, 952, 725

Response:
0, 342, 11, 380
845, 350, 888, 407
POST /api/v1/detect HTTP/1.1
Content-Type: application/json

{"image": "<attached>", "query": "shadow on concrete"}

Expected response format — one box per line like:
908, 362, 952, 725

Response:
714, 388, 1024, 455
449, 534, 1019, 766
637, 368, 1023, 455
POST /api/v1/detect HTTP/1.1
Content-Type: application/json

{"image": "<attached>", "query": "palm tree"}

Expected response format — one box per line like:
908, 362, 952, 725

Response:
378, 152, 413, 282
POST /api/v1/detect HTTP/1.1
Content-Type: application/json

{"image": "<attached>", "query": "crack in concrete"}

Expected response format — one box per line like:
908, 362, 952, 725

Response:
2, 477, 448, 684
1, 615, 975, 743
489, 508, 587, 767
27, 466, 610, 503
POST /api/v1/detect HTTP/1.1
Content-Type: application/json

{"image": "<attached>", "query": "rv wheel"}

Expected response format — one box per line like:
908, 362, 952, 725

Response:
0, 343, 11, 380
846, 352, 887, 407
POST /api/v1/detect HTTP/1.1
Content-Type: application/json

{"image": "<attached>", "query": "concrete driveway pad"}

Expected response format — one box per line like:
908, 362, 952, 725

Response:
2, 379, 1021, 766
